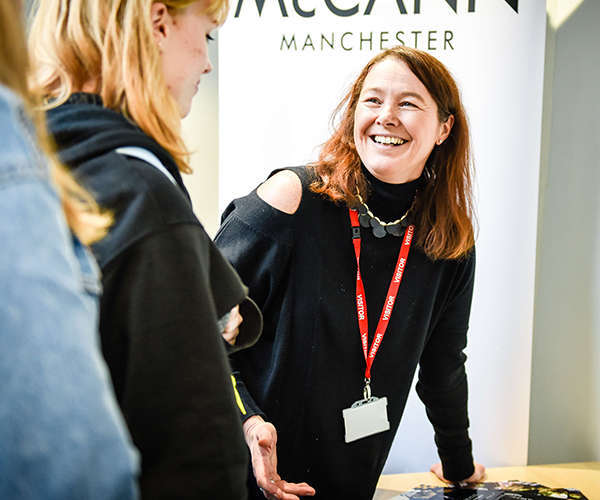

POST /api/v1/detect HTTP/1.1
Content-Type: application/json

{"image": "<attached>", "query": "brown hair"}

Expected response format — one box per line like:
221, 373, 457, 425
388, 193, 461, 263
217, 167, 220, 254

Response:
28, 0, 228, 174
0, 0, 111, 245
310, 46, 475, 260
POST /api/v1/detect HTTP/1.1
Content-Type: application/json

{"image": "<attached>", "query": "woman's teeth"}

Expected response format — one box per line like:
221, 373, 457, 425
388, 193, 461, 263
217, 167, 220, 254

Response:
373, 135, 407, 145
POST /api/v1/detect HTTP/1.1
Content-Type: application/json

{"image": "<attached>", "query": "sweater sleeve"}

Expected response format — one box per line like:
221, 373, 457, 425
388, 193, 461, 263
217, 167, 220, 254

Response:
98, 224, 248, 500
215, 190, 296, 422
416, 249, 476, 482
208, 236, 263, 354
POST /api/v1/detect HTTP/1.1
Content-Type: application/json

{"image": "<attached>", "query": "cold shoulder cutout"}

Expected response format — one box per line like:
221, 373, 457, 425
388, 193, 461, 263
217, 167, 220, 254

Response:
257, 169, 303, 215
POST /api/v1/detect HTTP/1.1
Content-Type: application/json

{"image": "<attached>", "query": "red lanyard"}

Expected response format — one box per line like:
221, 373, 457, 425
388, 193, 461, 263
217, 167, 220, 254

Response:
349, 208, 414, 382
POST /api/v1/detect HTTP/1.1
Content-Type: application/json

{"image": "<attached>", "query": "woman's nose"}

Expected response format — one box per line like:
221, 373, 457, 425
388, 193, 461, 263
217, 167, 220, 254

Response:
376, 103, 399, 127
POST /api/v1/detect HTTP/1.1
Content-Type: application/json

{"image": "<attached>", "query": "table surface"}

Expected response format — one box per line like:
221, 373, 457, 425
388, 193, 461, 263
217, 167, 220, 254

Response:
375, 462, 600, 499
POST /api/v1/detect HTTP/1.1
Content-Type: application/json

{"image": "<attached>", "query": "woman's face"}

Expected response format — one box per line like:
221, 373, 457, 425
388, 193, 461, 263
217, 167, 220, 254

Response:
153, 1, 217, 117
353, 57, 453, 184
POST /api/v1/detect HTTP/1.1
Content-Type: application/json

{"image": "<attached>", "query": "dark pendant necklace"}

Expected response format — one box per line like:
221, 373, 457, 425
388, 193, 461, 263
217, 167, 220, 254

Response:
356, 192, 416, 238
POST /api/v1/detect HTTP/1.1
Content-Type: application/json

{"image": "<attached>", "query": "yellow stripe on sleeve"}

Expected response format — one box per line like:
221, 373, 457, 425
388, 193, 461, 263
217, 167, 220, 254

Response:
230, 374, 247, 415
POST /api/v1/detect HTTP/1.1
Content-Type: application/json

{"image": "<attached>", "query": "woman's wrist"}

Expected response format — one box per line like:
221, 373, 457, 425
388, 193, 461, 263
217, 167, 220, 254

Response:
242, 415, 265, 446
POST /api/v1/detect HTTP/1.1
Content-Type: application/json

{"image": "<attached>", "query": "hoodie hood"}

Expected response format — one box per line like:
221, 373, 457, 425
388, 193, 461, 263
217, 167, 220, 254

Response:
46, 93, 188, 197
47, 93, 264, 359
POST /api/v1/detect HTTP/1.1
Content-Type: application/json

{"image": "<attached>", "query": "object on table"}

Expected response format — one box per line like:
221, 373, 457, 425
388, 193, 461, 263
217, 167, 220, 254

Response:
383, 480, 588, 499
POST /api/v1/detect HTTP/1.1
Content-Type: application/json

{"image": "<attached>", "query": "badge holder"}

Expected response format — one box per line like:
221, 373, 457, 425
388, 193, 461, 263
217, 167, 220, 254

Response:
342, 379, 390, 443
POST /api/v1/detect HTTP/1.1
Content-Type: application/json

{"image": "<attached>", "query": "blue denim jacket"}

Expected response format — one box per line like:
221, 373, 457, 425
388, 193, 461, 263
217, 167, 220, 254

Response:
0, 84, 139, 499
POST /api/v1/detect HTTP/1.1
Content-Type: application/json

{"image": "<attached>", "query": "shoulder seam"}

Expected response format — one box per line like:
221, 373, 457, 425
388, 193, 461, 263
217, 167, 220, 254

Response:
224, 212, 294, 248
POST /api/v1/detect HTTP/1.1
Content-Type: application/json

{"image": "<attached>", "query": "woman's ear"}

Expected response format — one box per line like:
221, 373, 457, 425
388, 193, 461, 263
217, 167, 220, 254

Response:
151, 2, 171, 49
436, 114, 455, 145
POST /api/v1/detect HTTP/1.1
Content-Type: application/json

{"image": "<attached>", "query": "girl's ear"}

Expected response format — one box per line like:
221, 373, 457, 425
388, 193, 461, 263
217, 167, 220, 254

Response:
151, 2, 171, 49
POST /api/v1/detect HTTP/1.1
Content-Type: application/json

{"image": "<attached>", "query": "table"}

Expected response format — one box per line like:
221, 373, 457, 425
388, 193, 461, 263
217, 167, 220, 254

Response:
375, 462, 600, 499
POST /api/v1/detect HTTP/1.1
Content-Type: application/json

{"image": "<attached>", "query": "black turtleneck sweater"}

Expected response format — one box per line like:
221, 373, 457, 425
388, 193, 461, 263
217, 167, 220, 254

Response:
215, 166, 476, 499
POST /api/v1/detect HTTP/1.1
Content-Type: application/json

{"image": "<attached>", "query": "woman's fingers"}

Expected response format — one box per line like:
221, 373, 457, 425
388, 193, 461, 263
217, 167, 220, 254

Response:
250, 424, 279, 496
430, 461, 486, 486
469, 463, 486, 482
430, 462, 444, 481
249, 422, 315, 499
222, 305, 242, 345
221, 328, 239, 345
277, 480, 316, 497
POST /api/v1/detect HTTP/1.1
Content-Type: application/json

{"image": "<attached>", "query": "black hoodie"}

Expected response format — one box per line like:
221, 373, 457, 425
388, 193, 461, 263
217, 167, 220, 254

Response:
47, 93, 260, 500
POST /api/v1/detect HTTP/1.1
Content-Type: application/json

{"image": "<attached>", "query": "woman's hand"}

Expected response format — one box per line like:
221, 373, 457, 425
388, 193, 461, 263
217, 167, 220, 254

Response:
243, 416, 316, 499
221, 305, 242, 346
430, 462, 486, 486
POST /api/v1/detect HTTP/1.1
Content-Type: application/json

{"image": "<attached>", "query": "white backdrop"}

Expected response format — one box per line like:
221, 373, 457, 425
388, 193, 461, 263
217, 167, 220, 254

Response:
218, 0, 546, 472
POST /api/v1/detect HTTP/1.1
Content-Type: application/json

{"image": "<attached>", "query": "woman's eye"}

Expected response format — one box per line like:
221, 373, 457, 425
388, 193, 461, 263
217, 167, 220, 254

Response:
366, 97, 381, 104
400, 101, 415, 108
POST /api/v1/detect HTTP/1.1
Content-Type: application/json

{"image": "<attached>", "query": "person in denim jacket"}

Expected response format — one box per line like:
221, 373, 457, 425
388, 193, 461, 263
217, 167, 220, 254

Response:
0, 2, 139, 498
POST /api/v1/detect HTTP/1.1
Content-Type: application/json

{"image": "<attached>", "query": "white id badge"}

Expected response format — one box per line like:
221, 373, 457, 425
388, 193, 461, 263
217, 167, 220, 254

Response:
342, 396, 390, 443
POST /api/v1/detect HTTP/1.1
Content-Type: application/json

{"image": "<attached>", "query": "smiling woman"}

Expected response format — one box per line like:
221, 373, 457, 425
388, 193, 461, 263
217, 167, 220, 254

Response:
215, 46, 483, 500
312, 45, 474, 259
27, 1, 263, 499
353, 58, 454, 184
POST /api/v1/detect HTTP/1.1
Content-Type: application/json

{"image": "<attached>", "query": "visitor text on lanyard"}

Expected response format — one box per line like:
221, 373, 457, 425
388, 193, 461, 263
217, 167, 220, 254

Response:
348, 208, 414, 393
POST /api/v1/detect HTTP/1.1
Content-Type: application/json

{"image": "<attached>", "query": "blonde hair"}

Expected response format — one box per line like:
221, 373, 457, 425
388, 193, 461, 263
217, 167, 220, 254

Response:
1, 0, 110, 245
28, 0, 228, 174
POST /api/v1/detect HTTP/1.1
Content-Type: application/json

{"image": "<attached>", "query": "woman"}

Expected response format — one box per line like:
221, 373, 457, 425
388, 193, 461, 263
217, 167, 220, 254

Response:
216, 46, 485, 499
0, 1, 138, 498
29, 1, 262, 498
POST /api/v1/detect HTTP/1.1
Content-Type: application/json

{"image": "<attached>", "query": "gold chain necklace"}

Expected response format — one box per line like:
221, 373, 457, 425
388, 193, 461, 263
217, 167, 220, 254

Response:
356, 192, 416, 238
